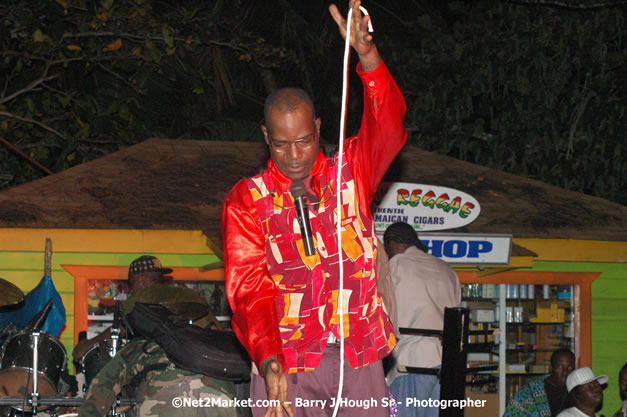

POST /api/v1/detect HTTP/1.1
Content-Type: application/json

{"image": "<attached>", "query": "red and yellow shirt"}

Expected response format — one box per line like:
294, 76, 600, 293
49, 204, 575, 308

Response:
222, 61, 407, 374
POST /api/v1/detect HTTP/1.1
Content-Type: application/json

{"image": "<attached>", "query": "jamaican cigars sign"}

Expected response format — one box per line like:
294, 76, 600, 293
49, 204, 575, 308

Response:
373, 182, 481, 232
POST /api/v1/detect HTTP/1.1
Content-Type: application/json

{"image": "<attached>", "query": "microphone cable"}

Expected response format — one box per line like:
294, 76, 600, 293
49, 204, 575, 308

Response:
332, 4, 373, 417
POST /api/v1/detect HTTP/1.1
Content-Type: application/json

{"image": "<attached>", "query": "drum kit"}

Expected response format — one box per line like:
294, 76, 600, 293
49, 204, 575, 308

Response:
0, 278, 133, 417
0, 278, 215, 417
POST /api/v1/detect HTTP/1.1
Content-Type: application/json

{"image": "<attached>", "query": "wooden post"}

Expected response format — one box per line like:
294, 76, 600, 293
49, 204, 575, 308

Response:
44, 238, 52, 276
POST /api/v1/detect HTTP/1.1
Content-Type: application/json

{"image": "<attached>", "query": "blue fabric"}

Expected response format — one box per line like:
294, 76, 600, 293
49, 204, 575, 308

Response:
0, 275, 66, 340
390, 373, 441, 417
503, 375, 551, 417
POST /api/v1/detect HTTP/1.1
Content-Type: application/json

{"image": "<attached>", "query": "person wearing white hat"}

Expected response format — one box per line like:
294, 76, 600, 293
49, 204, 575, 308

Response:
557, 367, 608, 417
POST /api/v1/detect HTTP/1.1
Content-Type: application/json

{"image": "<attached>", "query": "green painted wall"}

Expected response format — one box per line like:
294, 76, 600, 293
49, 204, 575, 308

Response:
530, 261, 627, 416
0, 251, 221, 372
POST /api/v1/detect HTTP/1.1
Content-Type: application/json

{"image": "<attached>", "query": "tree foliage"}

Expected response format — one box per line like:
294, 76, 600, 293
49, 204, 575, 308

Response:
0, 0, 298, 187
383, 1, 625, 204
1, 0, 624, 205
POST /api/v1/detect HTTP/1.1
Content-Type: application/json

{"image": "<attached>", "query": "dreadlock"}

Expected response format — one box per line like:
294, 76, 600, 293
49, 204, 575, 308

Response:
383, 222, 427, 253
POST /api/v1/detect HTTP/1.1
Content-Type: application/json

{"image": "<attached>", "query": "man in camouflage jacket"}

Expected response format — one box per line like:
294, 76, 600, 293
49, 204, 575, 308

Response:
78, 338, 238, 417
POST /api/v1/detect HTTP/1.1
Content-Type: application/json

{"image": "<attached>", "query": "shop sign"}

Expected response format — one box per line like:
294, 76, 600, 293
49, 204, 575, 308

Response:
418, 233, 512, 265
373, 182, 481, 232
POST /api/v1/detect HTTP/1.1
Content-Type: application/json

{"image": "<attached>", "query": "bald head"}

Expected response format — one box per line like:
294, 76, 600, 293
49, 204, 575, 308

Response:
264, 88, 316, 128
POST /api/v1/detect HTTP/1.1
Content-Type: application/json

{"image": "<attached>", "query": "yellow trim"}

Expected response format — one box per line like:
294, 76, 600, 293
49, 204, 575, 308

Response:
514, 238, 627, 262
451, 255, 535, 270
0, 228, 216, 254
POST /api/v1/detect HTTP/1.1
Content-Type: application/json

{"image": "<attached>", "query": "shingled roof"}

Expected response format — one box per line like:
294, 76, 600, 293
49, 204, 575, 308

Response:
0, 138, 625, 250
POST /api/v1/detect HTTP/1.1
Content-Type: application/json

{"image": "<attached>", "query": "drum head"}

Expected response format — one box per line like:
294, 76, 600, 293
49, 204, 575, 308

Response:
0, 368, 56, 411
81, 342, 113, 390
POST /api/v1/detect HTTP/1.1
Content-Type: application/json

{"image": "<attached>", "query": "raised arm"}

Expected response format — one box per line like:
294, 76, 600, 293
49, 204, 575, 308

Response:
330, 1, 407, 215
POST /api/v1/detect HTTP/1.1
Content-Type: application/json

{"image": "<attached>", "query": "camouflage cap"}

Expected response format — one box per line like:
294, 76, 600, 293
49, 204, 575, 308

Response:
128, 255, 173, 279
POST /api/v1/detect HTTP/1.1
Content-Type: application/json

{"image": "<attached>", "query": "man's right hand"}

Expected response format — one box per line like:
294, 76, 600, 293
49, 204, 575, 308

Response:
329, 0, 382, 72
261, 356, 294, 417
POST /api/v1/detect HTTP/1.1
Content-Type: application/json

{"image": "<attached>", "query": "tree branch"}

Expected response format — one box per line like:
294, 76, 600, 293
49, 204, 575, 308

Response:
60, 30, 255, 52
0, 135, 53, 175
96, 63, 145, 95
0, 74, 59, 105
50, 56, 87, 66
566, 74, 595, 160
0, 111, 67, 141
509, 0, 627, 9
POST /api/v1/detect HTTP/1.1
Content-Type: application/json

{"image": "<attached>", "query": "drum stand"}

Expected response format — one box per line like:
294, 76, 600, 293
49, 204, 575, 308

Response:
30, 330, 41, 414
0, 330, 135, 416
0, 306, 134, 416
109, 326, 121, 417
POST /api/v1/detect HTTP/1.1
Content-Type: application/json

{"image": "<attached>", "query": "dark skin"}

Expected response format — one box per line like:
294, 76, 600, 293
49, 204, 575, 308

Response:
258, 1, 382, 416
620, 367, 627, 401
546, 351, 576, 388
262, 101, 321, 183
573, 380, 603, 417
384, 240, 410, 259
542, 352, 575, 415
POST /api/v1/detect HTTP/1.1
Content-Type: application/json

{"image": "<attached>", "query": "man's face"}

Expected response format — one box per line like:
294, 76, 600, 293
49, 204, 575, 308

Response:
262, 102, 321, 183
550, 353, 575, 387
576, 380, 604, 408
129, 272, 162, 293
620, 369, 627, 401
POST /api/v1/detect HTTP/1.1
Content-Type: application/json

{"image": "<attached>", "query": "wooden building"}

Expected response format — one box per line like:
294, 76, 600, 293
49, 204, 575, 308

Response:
0, 138, 625, 415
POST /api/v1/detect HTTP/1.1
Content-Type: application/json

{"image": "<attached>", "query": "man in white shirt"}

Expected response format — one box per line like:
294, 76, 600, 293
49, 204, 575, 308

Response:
557, 367, 608, 417
383, 222, 461, 417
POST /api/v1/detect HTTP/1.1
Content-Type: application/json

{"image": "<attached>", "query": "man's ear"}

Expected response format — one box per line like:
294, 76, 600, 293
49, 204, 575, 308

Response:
315, 117, 321, 135
261, 125, 270, 145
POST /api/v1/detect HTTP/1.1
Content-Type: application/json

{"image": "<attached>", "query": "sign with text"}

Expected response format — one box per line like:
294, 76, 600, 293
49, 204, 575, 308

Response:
373, 182, 480, 233
417, 233, 512, 265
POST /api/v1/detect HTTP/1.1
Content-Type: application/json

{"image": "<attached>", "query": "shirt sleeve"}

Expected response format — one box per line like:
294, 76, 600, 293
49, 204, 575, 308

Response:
79, 342, 140, 417
222, 180, 286, 372
345, 60, 407, 217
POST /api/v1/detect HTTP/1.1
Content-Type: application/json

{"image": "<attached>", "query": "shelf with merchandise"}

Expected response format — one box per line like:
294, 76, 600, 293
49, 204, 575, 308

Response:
462, 282, 577, 408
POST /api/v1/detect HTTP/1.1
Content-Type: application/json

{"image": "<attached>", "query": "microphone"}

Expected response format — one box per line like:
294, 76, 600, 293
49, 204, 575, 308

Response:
112, 301, 121, 333
290, 181, 316, 256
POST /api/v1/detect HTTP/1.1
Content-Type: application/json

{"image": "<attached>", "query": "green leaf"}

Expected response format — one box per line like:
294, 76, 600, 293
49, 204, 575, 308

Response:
33, 29, 44, 42
162, 26, 174, 48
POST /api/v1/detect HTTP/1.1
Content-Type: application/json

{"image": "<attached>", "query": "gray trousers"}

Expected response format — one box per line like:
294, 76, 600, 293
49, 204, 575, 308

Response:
249, 344, 391, 417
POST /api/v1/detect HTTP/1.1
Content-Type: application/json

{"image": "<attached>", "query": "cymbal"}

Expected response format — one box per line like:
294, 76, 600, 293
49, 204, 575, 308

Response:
160, 301, 211, 321
0, 277, 24, 307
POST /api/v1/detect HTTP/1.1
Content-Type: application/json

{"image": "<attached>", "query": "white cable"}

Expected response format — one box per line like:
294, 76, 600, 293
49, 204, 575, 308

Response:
331, 5, 373, 417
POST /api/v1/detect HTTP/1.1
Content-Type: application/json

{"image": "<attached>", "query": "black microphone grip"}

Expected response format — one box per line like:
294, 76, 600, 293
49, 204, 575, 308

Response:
112, 301, 121, 332
291, 182, 316, 256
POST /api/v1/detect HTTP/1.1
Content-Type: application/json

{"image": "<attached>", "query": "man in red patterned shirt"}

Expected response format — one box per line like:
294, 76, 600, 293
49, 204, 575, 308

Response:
222, 1, 407, 416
